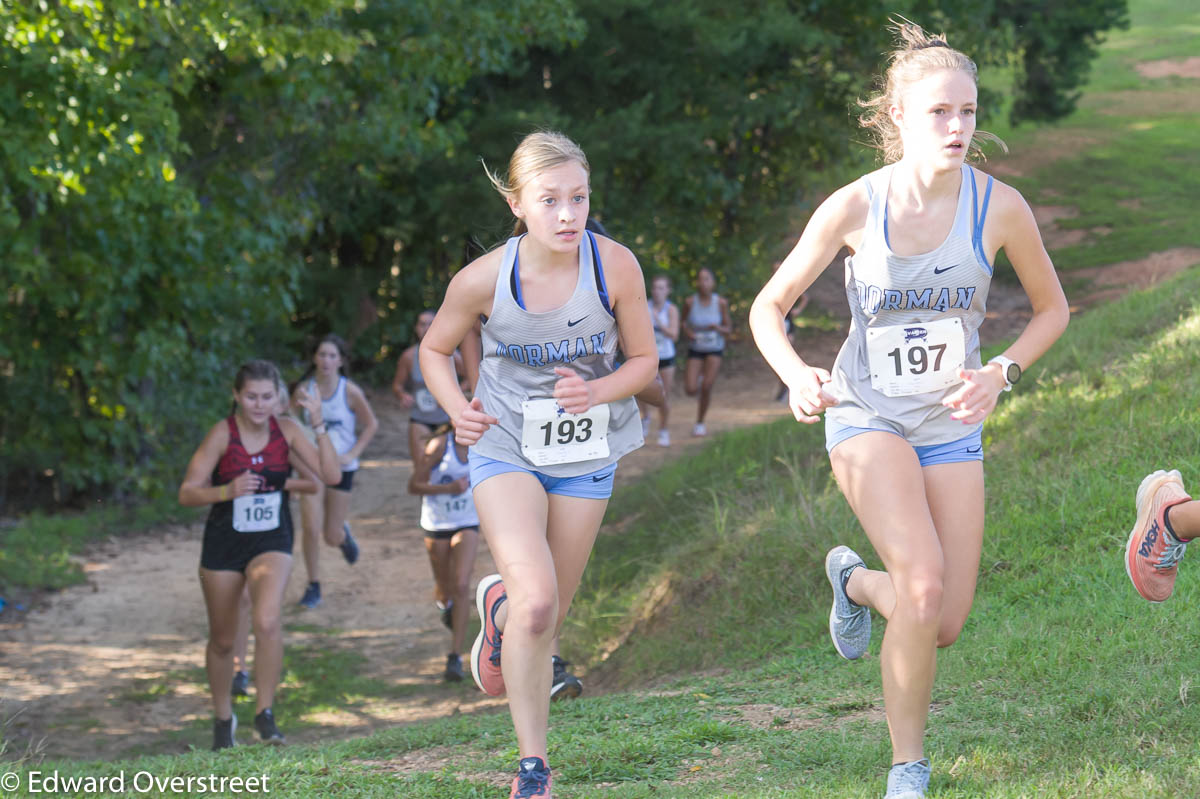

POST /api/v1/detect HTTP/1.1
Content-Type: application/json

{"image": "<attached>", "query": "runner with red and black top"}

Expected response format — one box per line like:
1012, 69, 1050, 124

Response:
179, 360, 341, 751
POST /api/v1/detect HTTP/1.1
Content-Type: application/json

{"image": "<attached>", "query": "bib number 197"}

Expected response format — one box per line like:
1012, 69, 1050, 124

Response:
867, 317, 965, 397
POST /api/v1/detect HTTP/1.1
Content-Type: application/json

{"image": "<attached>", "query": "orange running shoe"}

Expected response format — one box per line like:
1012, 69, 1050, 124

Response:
470, 574, 506, 695
509, 756, 552, 798
1125, 470, 1193, 602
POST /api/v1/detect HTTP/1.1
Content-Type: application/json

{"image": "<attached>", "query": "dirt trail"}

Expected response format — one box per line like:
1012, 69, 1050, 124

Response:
3, 231, 1196, 762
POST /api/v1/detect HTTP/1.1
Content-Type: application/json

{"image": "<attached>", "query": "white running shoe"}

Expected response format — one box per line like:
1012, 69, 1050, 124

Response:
692, 423, 707, 437
657, 429, 671, 447
886, 759, 930, 798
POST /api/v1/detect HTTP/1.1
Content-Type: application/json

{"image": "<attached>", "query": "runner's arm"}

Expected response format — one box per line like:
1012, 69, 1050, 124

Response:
284, 394, 343, 484
178, 422, 232, 506
392, 349, 415, 406
343, 381, 379, 464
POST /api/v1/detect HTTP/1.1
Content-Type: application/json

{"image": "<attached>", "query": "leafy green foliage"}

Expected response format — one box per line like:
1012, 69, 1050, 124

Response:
0, 0, 1127, 509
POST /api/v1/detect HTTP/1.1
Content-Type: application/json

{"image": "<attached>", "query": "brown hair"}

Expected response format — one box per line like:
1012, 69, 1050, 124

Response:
858, 19, 1006, 163
485, 131, 591, 236
234, 359, 283, 392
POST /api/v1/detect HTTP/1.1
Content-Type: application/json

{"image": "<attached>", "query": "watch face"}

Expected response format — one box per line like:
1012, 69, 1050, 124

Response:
1006, 362, 1022, 385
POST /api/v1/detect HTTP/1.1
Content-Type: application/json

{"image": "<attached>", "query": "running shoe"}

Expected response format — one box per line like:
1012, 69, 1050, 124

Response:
510, 756, 553, 799
254, 708, 285, 745
340, 522, 360, 565
1126, 469, 1193, 602
436, 599, 454, 630
885, 759, 930, 798
692, 422, 707, 437
825, 546, 871, 660
657, 429, 671, 447
550, 655, 583, 701
470, 574, 506, 696
444, 653, 464, 682
212, 714, 237, 751
298, 582, 322, 609
231, 670, 250, 698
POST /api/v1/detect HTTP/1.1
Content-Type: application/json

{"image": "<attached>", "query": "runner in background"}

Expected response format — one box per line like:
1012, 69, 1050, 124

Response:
749, 20, 1068, 798
179, 360, 341, 750
231, 378, 320, 698
420, 131, 657, 798
641, 274, 679, 446
408, 422, 480, 682
393, 309, 466, 466
294, 334, 379, 609
682, 268, 732, 436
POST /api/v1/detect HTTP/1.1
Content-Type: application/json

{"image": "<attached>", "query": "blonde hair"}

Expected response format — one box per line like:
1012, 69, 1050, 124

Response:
484, 130, 591, 236
858, 19, 1006, 163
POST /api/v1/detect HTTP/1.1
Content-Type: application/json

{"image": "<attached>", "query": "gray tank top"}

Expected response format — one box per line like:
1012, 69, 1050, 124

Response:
652, 300, 676, 360
826, 163, 994, 446
473, 232, 644, 477
405, 347, 451, 426
686, 293, 725, 352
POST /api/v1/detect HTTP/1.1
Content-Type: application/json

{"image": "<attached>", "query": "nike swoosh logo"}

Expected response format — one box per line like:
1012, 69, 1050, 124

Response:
567, 317, 588, 327
933, 265, 958, 275
966, 446, 982, 454
591, 474, 609, 482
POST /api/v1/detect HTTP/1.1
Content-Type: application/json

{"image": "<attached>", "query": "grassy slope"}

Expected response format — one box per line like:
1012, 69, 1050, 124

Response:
7, 0, 1200, 796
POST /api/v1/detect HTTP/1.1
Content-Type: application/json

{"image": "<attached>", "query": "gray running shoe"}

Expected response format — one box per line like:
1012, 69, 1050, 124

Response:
825, 546, 871, 660
886, 759, 930, 798
231, 669, 250, 698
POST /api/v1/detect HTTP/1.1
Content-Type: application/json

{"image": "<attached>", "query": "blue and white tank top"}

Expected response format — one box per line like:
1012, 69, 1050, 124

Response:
473, 231, 644, 477
687, 293, 725, 353
306, 376, 360, 471
420, 435, 478, 532
826, 162, 994, 446
651, 300, 676, 360
405, 348, 451, 426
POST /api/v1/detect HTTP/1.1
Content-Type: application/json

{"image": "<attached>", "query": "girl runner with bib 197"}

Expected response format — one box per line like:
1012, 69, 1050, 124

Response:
178, 360, 341, 750
749, 21, 1068, 799
420, 130, 656, 799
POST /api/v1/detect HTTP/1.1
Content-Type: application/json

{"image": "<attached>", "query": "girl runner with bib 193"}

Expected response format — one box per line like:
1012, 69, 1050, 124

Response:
178, 360, 341, 750
419, 130, 656, 799
749, 21, 1068, 799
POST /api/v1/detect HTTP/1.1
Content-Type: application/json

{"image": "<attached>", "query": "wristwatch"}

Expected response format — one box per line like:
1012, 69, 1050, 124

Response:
988, 356, 1022, 392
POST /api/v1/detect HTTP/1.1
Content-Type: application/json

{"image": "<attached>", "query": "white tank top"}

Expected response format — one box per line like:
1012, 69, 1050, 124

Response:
826, 163, 994, 445
651, 300, 676, 360
419, 435, 478, 532
306, 376, 359, 471
687, 294, 725, 352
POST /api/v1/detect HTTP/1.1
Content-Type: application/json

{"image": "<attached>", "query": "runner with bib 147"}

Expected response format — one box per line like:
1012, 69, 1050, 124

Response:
418, 131, 656, 799
750, 19, 1068, 799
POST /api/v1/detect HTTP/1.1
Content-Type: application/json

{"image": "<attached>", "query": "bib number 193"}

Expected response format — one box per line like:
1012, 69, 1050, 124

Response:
521, 399, 610, 467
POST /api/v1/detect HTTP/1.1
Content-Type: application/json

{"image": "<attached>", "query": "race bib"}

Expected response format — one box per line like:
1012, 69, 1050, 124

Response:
441, 495, 471, 516
232, 491, 282, 533
414, 388, 438, 414
867, 318, 965, 397
694, 330, 721, 351
520, 399, 611, 467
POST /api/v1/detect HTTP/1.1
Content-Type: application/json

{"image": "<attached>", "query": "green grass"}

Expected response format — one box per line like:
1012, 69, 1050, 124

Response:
984, 0, 1200, 273
9, 270, 1199, 796
0, 499, 201, 595
6, 0, 1200, 795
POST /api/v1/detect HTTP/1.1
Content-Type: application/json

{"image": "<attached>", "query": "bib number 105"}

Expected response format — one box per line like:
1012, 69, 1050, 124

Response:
539, 417, 594, 446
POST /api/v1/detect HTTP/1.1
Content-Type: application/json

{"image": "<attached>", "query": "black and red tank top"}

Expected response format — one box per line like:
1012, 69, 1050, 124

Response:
205, 415, 292, 536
